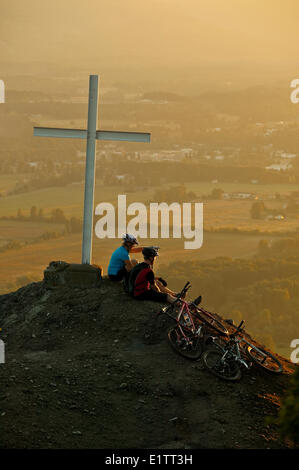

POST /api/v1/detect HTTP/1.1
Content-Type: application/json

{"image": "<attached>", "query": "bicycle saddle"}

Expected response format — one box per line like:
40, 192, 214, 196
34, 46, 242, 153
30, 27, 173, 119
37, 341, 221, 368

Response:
191, 295, 202, 306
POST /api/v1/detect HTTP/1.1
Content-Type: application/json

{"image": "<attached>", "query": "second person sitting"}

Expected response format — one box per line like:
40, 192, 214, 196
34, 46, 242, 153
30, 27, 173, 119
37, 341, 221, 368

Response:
128, 246, 178, 304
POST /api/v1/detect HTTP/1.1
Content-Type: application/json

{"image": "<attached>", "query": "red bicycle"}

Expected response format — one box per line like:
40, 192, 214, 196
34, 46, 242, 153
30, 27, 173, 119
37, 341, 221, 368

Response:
158, 282, 229, 360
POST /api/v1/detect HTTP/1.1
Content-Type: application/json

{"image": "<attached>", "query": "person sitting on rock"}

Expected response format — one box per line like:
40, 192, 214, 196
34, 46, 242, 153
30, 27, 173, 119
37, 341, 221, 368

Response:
128, 246, 178, 304
108, 234, 143, 282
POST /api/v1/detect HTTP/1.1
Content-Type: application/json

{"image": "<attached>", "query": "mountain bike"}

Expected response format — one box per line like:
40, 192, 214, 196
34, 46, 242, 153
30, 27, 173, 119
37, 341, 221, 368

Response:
203, 320, 283, 381
157, 282, 229, 360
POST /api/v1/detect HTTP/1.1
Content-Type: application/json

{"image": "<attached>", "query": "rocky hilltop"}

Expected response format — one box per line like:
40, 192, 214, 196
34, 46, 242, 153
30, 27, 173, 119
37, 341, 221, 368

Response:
0, 277, 295, 449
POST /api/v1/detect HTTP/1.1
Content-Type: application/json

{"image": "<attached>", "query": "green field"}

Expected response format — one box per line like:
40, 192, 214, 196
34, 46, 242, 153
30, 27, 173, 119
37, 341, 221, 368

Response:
0, 178, 298, 294
0, 220, 65, 245
0, 180, 299, 225
0, 182, 156, 218
0, 230, 279, 294
1, 178, 298, 219
0, 174, 28, 195
185, 181, 299, 196
1, 181, 298, 233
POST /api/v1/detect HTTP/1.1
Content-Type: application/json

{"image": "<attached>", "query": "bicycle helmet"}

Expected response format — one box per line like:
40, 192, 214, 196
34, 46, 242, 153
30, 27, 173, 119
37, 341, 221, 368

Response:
142, 246, 160, 258
122, 233, 138, 245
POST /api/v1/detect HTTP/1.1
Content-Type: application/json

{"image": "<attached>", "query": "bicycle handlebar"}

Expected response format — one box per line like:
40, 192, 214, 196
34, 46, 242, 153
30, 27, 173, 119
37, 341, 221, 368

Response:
176, 281, 191, 299
230, 320, 245, 337
181, 281, 191, 294
157, 282, 191, 317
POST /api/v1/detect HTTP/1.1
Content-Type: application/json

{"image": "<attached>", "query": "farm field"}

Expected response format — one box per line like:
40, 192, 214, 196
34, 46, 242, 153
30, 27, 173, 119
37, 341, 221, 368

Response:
203, 199, 299, 232
0, 182, 155, 218
0, 230, 279, 294
1, 182, 298, 233
1, 171, 298, 202
0, 174, 29, 195
1, 179, 299, 217
185, 181, 299, 197
0, 220, 65, 247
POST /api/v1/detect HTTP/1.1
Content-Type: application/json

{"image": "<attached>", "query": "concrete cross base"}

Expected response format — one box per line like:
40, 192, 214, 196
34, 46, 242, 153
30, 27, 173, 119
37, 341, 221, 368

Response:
44, 261, 102, 289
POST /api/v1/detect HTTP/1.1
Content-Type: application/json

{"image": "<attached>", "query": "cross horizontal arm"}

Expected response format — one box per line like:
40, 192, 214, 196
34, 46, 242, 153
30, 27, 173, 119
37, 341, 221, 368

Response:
33, 127, 151, 143
34, 127, 87, 139
96, 130, 151, 143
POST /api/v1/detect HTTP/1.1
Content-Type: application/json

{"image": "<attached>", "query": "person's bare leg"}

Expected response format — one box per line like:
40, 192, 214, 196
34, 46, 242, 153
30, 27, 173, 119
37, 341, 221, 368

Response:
155, 280, 176, 296
155, 279, 164, 290
164, 286, 177, 296
167, 293, 178, 304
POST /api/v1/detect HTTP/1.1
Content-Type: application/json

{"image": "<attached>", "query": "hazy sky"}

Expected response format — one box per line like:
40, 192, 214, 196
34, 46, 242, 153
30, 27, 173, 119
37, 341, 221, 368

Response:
1, 0, 299, 69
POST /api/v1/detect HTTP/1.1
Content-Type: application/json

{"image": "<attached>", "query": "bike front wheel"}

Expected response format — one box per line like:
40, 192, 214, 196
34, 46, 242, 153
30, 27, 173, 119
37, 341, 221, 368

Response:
246, 345, 283, 374
168, 326, 203, 360
202, 350, 242, 381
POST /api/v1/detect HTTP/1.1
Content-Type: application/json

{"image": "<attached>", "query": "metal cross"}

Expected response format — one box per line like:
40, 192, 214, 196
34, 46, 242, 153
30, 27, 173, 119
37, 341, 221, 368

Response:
34, 75, 151, 264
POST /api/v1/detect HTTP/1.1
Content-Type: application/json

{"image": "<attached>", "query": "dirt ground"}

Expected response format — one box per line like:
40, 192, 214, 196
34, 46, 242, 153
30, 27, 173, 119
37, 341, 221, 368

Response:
0, 278, 296, 449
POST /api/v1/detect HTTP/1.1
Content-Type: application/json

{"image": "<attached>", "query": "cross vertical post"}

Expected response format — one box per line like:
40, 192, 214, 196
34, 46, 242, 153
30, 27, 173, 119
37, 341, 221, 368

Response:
33, 74, 151, 267
82, 75, 99, 264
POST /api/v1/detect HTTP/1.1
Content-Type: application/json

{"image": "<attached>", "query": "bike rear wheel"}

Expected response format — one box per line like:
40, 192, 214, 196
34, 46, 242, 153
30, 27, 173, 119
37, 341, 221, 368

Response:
246, 345, 283, 374
202, 350, 242, 381
168, 326, 202, 360
192, 309, 229, 336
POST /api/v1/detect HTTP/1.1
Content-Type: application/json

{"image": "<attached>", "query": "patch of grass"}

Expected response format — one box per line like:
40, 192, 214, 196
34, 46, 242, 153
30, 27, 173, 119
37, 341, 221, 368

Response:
0, 174, 29, 194
0, 184, 156, 218
0, 220, 65, 242
184, 181, 298, 196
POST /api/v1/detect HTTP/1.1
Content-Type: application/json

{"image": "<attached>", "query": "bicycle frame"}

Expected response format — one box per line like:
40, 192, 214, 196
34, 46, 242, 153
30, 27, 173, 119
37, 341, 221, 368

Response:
158, 281, 220, 346
176, 300, 203, 343
176, 300, 195, 328
213, 336, 250, 369
161, 298, 203, 345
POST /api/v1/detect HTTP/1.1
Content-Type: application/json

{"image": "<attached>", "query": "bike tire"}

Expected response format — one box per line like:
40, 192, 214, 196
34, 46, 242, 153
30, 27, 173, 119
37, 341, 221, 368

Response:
168, 326, 203, 360
192, 309, 229, 336
246, 345, 283, 374
202, 350, 242, 381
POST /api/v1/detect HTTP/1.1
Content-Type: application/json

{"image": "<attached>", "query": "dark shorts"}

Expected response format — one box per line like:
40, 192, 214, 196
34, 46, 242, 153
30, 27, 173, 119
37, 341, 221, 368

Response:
108, 267, 127, 282
135, 289, 168, 303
